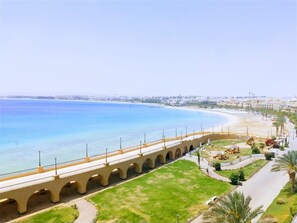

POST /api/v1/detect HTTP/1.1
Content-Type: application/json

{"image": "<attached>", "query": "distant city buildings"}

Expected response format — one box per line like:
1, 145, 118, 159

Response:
1, 94, 297, 112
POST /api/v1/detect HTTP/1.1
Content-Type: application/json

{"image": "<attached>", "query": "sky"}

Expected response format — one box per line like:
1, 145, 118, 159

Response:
0, 0, 296, 97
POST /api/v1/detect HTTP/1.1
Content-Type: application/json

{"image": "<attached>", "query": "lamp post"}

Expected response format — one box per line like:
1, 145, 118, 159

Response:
120, 137, 122, 150
105, 148, 108, 164
38, 150, 41, 167
54, 157, 58, 176
140, 140, 142, 154
85, 143, 89, 157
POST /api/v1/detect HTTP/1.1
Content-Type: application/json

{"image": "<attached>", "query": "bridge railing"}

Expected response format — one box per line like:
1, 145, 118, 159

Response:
0, 130, 264, 181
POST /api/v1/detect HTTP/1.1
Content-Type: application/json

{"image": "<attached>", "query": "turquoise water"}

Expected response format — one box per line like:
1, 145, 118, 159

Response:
0, 99, 227, 173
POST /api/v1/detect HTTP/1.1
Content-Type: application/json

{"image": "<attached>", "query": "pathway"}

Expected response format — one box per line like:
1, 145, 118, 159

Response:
74, 199, 97, 223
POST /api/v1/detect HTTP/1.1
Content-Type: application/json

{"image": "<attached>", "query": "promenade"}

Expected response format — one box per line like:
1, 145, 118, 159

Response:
0, 131, 243, 219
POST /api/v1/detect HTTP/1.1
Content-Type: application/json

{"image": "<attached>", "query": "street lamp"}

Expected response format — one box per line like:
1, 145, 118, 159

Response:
85, 143, 89, 157
120, 137, 122, 150
105, 148, 108, 164
140, 140, 142, 154
144, 133, 146, 144
54, 157, 58, 176
38, 150, 41, 167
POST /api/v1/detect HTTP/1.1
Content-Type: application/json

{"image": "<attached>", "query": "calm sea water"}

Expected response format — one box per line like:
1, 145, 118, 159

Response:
0, 99, 227, 173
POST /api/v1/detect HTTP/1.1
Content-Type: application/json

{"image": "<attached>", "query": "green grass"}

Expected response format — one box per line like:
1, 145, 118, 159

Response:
215, 159, 268, 180
90, 160, 233, 223
260, 182, 297, 223
17, 206, 79, 223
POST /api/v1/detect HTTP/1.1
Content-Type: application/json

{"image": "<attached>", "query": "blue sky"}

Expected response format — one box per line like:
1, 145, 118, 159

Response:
0, 0, 296, 97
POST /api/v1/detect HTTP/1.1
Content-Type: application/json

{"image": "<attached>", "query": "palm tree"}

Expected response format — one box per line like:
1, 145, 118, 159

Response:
276, 115, 286, 135
272, 120, 280, 136
272, 151, 297, 193
205, 191, 263, 223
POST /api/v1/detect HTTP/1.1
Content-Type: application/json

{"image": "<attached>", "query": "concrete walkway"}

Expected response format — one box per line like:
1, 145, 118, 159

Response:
74, 199, 97, 223
221, 157, 263, 170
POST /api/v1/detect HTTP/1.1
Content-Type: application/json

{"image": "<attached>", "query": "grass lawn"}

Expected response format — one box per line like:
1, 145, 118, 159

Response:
215, 159, 268, 180
260, 182, 297, 223
16, 205, 78, 223
90, 160, 233, 223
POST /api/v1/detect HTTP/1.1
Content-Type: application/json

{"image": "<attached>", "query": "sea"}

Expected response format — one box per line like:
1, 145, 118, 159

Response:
0, 99, 228, 174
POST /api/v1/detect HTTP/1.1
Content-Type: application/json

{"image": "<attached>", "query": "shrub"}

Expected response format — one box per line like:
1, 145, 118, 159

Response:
276, 198, 286, 205
214, 162, 221, 171
265, 153, 273, 161
271, 136, 276, 140
259, 142, 265, 149
252, 147, 261, 154
280, 146, 285, 151
284, 142, 289, 148
238, 170, 245, 181
229, 173, 239, 185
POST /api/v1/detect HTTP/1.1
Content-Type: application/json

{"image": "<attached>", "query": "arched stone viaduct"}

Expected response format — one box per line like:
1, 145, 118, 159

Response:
0, 133, 240, 214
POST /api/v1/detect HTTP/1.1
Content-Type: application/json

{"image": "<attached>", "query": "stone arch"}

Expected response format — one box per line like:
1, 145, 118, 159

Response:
127, 162, 142, 177
0, 198, 20, 215
155, 154, 166, 166
166, 150, 175, 161
183, 146, 189, 155
175, 148, 182, 158
107, 167, 127, 184
141, 157, 155, 172
86, 173, 108, 191
26, 188, 57, 213
189, 145, 194, 151
59, 180, 85, 202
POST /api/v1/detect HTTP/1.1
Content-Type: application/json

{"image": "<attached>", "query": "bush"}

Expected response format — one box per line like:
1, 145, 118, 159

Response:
284, 142, 289, 148
280, 146, 285, 151
271, 136, 276, 140
252, 147, 261, 154
276, 198, 287, 205
214, 162, 221, 171
265, 152, 273, 161
259, 142, 265, 149
229, 173, 239, 185
238, 170, 245, 181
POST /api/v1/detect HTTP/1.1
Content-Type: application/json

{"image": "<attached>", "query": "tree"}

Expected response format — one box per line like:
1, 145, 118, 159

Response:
229, 173, 239, 185
206, 191, 263, 223
272, 150, 297, 193
272, 120, 280, 136
276, 115, 286, 134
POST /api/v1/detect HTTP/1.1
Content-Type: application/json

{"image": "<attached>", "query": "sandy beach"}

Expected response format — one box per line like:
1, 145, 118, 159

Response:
169, 106, 277, 138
